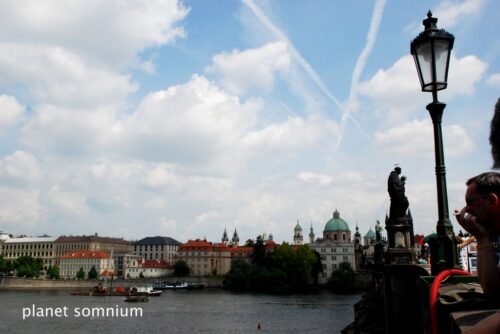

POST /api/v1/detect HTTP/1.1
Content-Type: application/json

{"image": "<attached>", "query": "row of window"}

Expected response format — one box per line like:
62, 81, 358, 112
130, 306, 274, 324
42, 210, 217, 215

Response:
3, 252, 53, 258
2, 244, 54, 250
317, 247, 352, 253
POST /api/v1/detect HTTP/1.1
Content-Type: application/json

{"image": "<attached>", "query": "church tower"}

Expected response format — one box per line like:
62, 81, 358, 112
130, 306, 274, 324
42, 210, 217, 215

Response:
309, 223, 315, 244
222, 228, 228, 245
231, 228, 239, 246
294, 220, 303, 245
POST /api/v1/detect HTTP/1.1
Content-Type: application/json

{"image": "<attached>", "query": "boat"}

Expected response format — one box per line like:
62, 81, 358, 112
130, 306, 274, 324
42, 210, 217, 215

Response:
153, 281, 189, 290
124, 295, 149, 303
129, 285, 162, 296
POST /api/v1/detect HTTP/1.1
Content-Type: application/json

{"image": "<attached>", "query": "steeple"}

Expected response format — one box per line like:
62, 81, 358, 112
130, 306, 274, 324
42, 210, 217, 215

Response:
231, 228, 239, 246
309, 223, 315, 244
294, 220, 303, 245
222, 228, 228, 245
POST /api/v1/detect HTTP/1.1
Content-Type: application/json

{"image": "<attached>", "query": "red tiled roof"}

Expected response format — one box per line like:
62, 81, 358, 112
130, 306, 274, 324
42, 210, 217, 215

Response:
140, 259, 170, 269
100, 270, 115, 277
178, 240, 254, 256
59, 250, 112, 259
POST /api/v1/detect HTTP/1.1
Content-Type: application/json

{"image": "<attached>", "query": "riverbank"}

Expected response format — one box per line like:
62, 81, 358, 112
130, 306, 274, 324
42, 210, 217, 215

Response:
0, 276, 225, 290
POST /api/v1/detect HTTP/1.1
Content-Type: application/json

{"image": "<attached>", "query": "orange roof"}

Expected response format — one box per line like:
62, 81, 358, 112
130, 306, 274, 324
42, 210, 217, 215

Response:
178, 240, 253, 257
60, 250, 112, 259
100, 270, 115, 277
141, 259, 170, 269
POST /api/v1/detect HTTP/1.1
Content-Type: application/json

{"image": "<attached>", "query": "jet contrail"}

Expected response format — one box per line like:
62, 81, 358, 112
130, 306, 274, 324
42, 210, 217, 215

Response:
243, 0, 379, 153
335, 0, 386, 151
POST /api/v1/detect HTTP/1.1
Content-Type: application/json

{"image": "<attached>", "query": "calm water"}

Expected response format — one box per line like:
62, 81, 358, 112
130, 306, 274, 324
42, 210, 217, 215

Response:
0, 289, 360, 334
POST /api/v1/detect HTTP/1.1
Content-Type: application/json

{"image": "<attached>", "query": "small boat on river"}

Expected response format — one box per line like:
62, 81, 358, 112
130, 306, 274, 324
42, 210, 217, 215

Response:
153, 281, 189, 290
129, 285, 162, 296
124, 295, 149, 303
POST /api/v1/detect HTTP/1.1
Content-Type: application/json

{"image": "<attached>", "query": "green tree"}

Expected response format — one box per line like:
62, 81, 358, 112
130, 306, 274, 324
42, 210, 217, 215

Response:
225, 259, 252, 291
328, 261, 356, 294
46, 265, 60, 279
311, 250, 323, 285
0, 255, 8, 273
14, 256, 43, 278
88, 266, 98, 280
252, 236, 268, 267
173, 260, 190, 277
76, 267, 85, 279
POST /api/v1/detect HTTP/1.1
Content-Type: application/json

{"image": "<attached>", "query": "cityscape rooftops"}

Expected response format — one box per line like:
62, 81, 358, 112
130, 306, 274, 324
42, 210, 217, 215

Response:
133, 236, 182, 246
60, 251, 112, 259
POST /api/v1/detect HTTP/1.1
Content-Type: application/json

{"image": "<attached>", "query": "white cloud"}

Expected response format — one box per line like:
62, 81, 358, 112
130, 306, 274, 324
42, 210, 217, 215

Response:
0, 44, 137, 109
486, 73, 500, 88
374, 119, 474, 157
0, 95, 24, 133
434, 0, 486, 29
358, 54, 487, 122
206, 41, 291, 95
0, 151, 42, 184
43, 185, 87, 216
242, 115, 338, 156
0, 1, 189, 69
0, 187, 45, 229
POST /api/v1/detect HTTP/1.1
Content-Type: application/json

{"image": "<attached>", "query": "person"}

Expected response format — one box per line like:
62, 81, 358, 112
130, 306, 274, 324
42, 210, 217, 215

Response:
454, 172, 500, 333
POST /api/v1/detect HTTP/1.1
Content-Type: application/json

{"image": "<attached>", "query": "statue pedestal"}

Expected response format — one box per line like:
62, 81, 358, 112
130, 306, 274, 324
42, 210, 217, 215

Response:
385, 247, 416, 265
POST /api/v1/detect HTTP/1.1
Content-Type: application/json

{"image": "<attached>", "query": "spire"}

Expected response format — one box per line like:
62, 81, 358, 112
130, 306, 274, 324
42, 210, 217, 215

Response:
309, 222, 315, 244
222, 228, 228, 245
232, 228, 239, 246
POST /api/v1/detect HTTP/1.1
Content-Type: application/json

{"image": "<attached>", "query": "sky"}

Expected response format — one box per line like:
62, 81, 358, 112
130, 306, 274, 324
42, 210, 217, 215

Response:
0, 0, 499, 244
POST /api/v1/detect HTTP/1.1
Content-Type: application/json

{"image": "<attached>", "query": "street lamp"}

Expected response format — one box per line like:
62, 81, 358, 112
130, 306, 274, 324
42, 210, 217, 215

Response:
411, 11, 458, 275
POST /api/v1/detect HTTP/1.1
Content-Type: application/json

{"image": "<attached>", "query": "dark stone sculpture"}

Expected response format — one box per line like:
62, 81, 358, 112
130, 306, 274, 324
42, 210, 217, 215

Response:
387, 166, 409, 222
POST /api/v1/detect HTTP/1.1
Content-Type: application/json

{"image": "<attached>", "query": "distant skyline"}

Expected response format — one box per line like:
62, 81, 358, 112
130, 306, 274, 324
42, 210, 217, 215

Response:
0, 0, 499, 244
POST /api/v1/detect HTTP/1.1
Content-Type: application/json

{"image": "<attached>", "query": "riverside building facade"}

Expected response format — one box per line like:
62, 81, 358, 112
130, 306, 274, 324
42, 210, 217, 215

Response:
0, 236, 57, 269
310, 210, 356, 284
132, 236, 181, 264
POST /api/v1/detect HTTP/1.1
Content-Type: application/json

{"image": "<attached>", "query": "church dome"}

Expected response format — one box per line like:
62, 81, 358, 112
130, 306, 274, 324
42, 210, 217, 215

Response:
294, 222, 302, 231
365, 229, 376, 238
324, 209, 350, 232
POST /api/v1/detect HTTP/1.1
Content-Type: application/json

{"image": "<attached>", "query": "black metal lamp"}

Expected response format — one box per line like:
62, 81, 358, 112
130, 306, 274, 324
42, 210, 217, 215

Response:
410, 11, 459, 275
411, 11, 454, 98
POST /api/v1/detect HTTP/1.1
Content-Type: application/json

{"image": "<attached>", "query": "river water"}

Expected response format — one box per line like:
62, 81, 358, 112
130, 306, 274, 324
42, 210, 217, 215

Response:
0, 289, 360, 334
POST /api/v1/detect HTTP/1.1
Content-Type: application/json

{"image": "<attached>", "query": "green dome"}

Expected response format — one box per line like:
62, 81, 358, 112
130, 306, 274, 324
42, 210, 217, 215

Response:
294, 222, 302, 231
324, 209, 350, 232
365, 229, 376, 238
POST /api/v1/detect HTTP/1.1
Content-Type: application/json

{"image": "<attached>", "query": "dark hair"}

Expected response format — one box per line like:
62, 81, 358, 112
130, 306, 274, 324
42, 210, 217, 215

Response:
467, 172, 500, 195
490, 98, 500, 168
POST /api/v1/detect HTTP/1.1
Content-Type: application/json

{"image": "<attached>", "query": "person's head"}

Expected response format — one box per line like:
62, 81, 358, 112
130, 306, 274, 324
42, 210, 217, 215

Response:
465, 172, 500, 230
395, 166, 401, 174
490, 98, 500, 169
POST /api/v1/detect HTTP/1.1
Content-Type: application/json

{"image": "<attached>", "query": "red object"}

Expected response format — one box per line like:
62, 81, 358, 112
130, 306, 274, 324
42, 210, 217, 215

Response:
430, 269, 472, 334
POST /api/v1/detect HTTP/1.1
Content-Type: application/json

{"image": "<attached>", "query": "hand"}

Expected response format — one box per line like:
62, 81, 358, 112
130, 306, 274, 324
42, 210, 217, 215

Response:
453, 208, 489, 240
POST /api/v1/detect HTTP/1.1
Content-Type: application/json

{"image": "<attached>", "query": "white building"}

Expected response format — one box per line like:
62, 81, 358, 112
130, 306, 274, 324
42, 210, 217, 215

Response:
59, 251, 115, 279
310, 209, 356, 284
0, 236, 57, 268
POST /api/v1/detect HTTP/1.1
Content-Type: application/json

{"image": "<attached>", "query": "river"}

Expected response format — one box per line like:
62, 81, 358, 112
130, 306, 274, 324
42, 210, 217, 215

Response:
0, 289, 360, 334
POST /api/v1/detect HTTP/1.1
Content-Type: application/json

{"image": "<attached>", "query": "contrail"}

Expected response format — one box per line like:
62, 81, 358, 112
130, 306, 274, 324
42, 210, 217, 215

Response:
335, 0, 386, 151
243, 0, 376, 152
242, 0, 344, 110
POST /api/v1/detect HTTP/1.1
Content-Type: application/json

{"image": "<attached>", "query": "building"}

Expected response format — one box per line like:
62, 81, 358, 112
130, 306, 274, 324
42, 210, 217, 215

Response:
123, 255, 172, 279
54, 234, 132, 278
293, 221, 303, 245
133, 236, 181, 264
59, 250, 115, 279
310, 209, 356, 284
0, 236, 57, 268
177, 239, 253, 276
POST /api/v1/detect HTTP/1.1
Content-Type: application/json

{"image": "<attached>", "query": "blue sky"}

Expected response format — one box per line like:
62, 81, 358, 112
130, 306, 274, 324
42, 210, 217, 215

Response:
0, 0, 498, 244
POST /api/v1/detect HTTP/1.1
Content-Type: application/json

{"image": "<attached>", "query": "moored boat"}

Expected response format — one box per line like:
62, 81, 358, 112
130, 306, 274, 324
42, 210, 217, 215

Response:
129, 285, 162, 296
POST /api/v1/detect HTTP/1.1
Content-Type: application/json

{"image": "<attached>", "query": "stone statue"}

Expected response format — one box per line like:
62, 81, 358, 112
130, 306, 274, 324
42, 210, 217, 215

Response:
387, 166, 409, 221
375, 221, 382, 242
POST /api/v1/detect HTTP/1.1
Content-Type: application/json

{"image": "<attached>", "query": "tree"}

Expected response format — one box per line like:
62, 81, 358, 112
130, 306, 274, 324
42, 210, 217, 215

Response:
173, 260, 190, 277
88, 266, 98, 280
46, 265, 60, 279
311, 250, 323, 285
76, 267, 85, 280
225, 259, 252, 291
328, 261, 356, 294
14, 256, 43, 278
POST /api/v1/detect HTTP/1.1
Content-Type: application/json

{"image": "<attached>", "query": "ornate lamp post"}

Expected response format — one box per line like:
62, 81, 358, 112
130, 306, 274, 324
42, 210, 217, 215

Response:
411, 11, 458, 274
